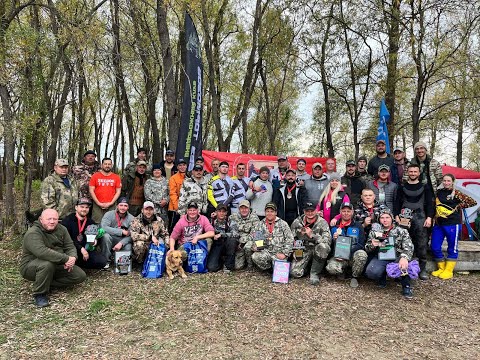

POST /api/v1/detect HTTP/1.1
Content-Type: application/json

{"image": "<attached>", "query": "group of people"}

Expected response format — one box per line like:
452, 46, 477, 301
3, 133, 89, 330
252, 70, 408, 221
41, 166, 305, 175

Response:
21, 141, 477, 307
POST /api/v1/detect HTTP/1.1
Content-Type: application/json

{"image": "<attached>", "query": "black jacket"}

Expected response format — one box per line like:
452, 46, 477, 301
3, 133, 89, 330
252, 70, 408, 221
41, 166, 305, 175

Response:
273, 184, 307, 222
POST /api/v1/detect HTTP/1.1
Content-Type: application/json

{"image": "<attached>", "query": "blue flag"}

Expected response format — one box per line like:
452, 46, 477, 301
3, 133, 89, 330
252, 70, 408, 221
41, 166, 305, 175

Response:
377, 98, 391, 154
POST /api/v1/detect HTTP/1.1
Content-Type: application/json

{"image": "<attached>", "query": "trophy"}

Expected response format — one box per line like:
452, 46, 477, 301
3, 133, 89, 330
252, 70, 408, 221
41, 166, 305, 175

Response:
253, 230, 266, 250
292, 239, 305, 259
398, 208, 413, 229
115, 252, 132, 275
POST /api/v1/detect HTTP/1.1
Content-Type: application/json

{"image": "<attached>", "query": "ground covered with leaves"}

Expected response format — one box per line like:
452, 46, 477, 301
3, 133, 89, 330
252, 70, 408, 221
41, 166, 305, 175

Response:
1, 238, 480, 360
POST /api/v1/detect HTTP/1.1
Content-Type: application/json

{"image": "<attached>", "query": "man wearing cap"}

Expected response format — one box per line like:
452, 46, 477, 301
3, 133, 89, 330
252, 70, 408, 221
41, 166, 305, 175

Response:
168, 158, 187, 231
367, 164, 398, 212
144, 163, 170, 223
367, 140, 395, 176
160, 149, 177, 181
178, 163, 209, 215
304, 162, 329, 207
269, 155, 291, 190
231, 163, 250, 212
341, 160, 366, 205
273, 169, 307, 226
290, 202, 332, 285
130, 201, 169, 264
100, 197, 134, 267
394, 163, 434, 280
408, 141, 443, 195
168, 201, 215, 257
61, 198, 108, 269
357, 156, 372, 182
295, 159, 310, 185
41, 159, 78, 220
208, 204, 240, 272
391, 148, 409, 185
124, 147, 152, 178
72, 150, 101, 199
207, 161, 235, 216
250, 202, 293, 271
230, 199, 260, 270
327, 202, 367, 288
20, 209, 86, 308
121, 160, 148, 216
325, 158, 336, 179
89, 158, 122, 223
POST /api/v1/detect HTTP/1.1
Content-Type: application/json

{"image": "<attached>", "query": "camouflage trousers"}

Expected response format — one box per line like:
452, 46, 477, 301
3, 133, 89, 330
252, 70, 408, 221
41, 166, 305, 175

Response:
235, 240, 254, 270
290, 243, 330, 278
251, 249, 280, 271
326, 249, 368, 278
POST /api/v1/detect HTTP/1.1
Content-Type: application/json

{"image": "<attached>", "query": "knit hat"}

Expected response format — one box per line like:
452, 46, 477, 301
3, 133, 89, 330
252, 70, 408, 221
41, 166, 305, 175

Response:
329, 172, 341, 181
414, 141, 428, 151
357, 156, 367, 162
152, 163, 161, 171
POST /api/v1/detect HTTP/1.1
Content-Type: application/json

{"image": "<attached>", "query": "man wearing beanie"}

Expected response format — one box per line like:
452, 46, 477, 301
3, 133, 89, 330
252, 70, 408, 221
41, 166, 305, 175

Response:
367, 140, 394, 177
357, 156, 372, 182
408, 141, 443, 195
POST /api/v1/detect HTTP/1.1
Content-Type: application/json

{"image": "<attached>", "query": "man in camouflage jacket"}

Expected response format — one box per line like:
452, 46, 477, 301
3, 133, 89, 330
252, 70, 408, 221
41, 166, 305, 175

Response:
72, 150, 100, 199
290, 202, 332, 285
230, 199, 260, 269
178, 164, 209, 215
250, 202, 293, 271
130, 201, 169, 264
41, 159, 78, 220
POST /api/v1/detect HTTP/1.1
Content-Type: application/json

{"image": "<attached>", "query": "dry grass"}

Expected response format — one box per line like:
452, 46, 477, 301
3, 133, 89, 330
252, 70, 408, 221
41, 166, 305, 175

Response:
1, 236, 480, 360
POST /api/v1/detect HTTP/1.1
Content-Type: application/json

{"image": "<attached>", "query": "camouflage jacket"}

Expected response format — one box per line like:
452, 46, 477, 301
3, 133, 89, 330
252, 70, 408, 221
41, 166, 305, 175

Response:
124, 158, 152, 177
250, 217, 293, 256
407, 155, 443, 195
229, 212, 260, 244
41, 173, 78, 219
290, 214, 331, 248
365, 224, 414, 260
178, 177, 209, 215
71, 161, 100, 198
212, 217, 240, 241
144, 177, 170, 216
130, 213, 169, 244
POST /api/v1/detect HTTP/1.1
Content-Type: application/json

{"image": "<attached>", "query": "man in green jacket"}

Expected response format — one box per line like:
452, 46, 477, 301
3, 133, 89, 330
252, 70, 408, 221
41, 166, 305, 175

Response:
19, 209, 86, 308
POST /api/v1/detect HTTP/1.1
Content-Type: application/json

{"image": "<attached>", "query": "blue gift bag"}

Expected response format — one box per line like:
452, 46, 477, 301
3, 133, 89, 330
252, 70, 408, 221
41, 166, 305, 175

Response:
142, 243, 166, 278
183, 240, 208, 273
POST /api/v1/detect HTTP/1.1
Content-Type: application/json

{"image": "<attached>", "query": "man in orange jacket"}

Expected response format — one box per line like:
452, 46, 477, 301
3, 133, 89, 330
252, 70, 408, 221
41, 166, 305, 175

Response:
168, 158, 187, 231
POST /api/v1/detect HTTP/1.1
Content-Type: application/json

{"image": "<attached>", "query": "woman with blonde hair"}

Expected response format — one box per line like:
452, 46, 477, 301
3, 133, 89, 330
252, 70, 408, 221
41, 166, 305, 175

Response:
316, 173, 350, 224
431, 173, 476, 279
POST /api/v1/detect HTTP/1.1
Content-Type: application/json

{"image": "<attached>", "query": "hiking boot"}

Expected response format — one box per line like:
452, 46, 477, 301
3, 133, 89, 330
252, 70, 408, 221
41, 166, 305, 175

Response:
402, 285, 413, 300
350, 278, 359, 288
309, 273, 320, 286
34, 294, 49, 308
418, 268, 429, 280
309, 257, 325, 286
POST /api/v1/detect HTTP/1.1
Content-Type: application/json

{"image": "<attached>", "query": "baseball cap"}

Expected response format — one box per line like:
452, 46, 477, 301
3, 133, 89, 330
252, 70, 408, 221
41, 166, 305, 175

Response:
196, 155, 204, 162
193, 164, 203, 171
143, 201, 154, 209
177, 158, 187, 164
304, 202, 315, 210
265, 202, 277, 211
83, 150, 96, 157
187, 201, 199, 209
118, 197, 129, 204
340, 202, 354, 210
165, 149, 175, 155
152, 163, 161, 170
239, 199, 250, 208
285, 168, 296, 175
376, 139, 386, 145
216, 203, 228, 211
55, 159, 69, 166
393, 148, 404, 153
312, 162, 323, 169
277, 154, 288, 161
346, 160, 356, 166
136, 160, 147, 166
378, 164, 390, 172
76, 198, 92, 206
357, 156, 367, 162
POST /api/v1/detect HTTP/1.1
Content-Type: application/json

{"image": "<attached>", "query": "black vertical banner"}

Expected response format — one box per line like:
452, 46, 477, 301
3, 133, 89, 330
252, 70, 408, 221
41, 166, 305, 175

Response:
176, 12, 203, 171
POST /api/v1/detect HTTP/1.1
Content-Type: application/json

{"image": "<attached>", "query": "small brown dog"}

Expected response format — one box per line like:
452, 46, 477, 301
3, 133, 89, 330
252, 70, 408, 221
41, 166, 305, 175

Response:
166, 250, 187, 279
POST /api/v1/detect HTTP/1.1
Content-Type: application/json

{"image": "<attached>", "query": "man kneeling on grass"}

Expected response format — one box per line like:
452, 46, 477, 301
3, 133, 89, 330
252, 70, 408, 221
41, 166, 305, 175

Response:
19, 209, 86, 308
250, 202, 293, 271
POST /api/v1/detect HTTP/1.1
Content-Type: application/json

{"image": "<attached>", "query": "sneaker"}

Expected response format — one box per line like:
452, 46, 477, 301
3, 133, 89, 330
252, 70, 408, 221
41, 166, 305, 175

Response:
402, 285, 413, 300
102, 262, 110, 270
223, 266, 231, 274
34, 294, 49, 308
350, 278, 359, 288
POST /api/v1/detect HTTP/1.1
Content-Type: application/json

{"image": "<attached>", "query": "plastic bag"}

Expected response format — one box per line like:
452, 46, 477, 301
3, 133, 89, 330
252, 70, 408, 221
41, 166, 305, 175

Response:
183, 240, 208, 273
141, 243, 166, 278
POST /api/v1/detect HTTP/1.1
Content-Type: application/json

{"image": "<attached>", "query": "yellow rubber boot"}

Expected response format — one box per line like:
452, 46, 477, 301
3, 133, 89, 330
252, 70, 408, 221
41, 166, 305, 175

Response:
431, 260, 445, 277
438, 260, 456, 280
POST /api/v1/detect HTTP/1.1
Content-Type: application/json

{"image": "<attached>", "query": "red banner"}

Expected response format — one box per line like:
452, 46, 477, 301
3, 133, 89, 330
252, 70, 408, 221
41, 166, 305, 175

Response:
201, 150, 333, 177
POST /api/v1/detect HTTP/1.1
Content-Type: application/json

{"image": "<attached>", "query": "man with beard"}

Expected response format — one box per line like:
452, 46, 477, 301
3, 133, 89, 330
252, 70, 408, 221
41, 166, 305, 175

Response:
121, 161, 148, 216
100, 197, 134, 268
61, 198, 107, 269
231, 163, 250, 213
89, 158, 122, 223
178, 164, 209, 216
290, 202, 332, 285
72, 150, 101, 199
395, 163, 434, 280
367, 140, 394, 176
168, 158, 187, 231
270, 155, 291, 190
304, 162, 329, 207
357, 156, 372, 182
391, 148, 409, 185
207, 161, 235, 216
230, 200, 260, 270
295, 159, 310, 185
250, 202, 293, 271
273, 169, 307, 226
130, 201, 169, 264
367, 164, 397, 212
160, 149, 177, 181
408, 142, 443, 196
341, 160, 366, 205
